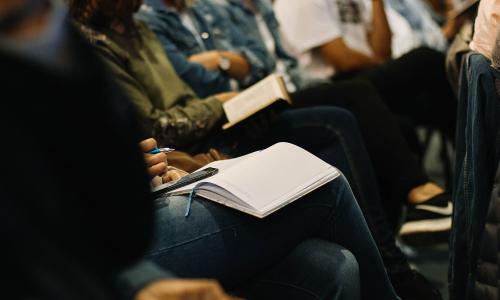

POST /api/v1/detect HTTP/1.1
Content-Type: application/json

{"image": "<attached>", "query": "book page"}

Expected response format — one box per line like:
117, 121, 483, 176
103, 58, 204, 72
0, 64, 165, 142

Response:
223, 74, 290, 129
207, 143, 339, 212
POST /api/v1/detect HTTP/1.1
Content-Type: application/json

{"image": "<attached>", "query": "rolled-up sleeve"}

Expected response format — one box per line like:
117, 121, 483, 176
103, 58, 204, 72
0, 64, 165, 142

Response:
96, 47, 224, 148
147, 20, 233, 98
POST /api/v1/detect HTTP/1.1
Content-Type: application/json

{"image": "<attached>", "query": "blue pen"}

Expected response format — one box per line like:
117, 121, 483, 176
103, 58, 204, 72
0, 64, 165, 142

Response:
148, 147, 175, 154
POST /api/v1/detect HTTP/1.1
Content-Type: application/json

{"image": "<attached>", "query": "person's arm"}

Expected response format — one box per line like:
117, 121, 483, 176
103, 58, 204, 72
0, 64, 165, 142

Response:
367, 0, 392, 60
135, 279, 240, 300
140, 138, 189, 185
318, 37, 384, 72
275, 0, 381, 73
96, 47, 225, 148
116, 260, 238, 300
144, 21, 234, 98
188, 50, 250, 80
209, 1, 275, 85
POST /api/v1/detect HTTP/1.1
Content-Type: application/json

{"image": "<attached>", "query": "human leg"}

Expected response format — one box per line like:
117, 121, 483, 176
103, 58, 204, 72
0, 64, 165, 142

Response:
335, 47, 457, 136
146, 175, 398, 300
241, 239, 360, 300
291, 81, 429, 212
218, 107, 411, 273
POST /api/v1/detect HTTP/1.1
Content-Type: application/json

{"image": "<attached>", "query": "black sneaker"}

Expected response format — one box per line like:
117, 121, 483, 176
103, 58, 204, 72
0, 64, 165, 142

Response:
390, 270, 443, 300
400, 193, 452, 235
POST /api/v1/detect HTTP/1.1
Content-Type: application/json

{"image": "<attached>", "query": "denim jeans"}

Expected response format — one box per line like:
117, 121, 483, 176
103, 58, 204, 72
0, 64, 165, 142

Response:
147, 175, 399, 300
231, 106, 411, 275
197, 106, 411, 278
449, 53, 500, 300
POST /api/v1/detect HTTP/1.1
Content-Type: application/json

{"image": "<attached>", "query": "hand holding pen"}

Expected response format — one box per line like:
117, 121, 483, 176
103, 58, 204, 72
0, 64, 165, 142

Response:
139, 138, 174, 178
148, 147, 175, 154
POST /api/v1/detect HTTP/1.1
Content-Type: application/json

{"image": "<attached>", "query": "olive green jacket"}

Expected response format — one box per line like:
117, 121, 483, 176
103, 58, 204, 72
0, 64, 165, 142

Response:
79, 21, 224, 148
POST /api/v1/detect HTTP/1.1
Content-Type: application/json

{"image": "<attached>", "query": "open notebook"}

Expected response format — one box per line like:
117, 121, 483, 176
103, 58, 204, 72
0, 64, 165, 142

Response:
166, 143, 340, 218
222, 74, 291, 129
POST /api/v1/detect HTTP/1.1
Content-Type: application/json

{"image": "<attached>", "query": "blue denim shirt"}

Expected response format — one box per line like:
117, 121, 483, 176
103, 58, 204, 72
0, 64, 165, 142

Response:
136, 0, 274, 98
213, 0, 327, 90
385, 0, 447, 52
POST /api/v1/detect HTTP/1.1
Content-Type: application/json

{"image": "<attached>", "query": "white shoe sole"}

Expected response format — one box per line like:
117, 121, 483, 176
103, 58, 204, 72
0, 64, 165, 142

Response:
399, 217, 452, 235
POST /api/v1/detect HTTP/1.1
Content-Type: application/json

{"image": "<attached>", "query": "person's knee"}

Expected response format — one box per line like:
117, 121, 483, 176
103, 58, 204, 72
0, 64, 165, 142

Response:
296, 239, 360, 298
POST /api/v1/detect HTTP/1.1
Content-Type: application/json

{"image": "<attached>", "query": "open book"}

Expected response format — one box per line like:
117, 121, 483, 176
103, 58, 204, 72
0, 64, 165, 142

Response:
166, 143, 340, 218
222, 74, 291, 130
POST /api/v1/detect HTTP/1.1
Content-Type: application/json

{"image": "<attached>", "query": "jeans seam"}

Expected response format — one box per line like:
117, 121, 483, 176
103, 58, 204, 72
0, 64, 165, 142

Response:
330, 128, 365, 205
148, 203, 336, 256
147, 220, 254, 256
255, 279, 323, 300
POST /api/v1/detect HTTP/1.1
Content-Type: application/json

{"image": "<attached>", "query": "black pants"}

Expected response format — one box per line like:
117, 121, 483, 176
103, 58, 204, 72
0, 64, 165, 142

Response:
292, 80, 428, 223
335, 47, 457, 137
290, 80, 428, 277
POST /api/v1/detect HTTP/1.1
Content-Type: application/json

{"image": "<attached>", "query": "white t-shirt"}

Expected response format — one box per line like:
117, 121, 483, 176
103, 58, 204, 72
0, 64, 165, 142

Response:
383, 4, 420, 58
254, 13, 297, 92
274, 0, 373, 78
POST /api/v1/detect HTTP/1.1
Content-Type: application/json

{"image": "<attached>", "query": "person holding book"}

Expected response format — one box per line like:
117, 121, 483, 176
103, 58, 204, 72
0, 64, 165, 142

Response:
2, 1, 398, 299
68, 0, 390, 198
0, 1, 238, 299
134, 1, 447, 298
136, 0, 452, 231
138, 137, 401, 300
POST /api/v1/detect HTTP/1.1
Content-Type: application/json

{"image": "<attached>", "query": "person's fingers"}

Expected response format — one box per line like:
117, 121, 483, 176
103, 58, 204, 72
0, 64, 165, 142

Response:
146, 153, 168, 167
139, 138, 158, 152
169, 170, 183, 181
148, 162, 167, 178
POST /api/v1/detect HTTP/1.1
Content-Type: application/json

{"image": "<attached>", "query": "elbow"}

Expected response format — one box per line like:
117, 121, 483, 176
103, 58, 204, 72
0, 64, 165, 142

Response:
375, 49, 392, 61
329, 57, 363, 73
373, 54, 390, 64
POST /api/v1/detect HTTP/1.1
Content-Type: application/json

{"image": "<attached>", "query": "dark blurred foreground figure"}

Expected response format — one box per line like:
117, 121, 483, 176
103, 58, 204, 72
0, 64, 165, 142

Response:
0, 1, 237, 299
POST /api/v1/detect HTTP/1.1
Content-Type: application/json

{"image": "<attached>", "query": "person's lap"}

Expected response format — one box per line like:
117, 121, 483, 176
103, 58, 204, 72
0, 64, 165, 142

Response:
146, 175, 399, 300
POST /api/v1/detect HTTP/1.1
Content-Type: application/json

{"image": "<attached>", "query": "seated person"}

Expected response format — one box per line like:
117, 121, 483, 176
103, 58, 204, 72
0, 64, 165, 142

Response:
140, 137, 400, 300
137, 0, 448, 289
469, 0, 500, 61
3, 2, 399, 299
69, 1, 440, 299
273, 0, 457, 139
385, 0, 466, 55
136, 0, 451, 219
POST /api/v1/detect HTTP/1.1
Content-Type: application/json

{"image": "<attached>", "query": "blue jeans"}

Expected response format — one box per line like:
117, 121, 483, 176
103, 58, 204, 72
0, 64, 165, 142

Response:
147, 175, 399, 300
226, 106, 411, 276
197, 106, 410, 277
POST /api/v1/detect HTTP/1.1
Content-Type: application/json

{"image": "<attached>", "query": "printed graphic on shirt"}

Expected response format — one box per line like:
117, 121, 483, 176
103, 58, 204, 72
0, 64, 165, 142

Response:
336, 0, 362, 23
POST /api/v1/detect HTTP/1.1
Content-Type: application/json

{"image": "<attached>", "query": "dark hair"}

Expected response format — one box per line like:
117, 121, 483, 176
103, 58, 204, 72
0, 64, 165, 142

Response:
67, 0, 143, 30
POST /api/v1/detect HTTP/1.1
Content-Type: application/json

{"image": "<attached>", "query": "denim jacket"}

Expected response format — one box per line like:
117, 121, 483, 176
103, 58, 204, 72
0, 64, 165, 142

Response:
450, 53, 500, 300
213, 0, 327, 90
136, 0, 274, 98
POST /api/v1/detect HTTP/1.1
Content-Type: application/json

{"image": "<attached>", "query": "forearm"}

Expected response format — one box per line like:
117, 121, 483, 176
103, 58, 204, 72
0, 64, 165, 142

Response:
369, 0, 392, 60
152, 98, 224, 148
319, 39, 384, 72
188, 51, 250, 80
219, 51, 250, 80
